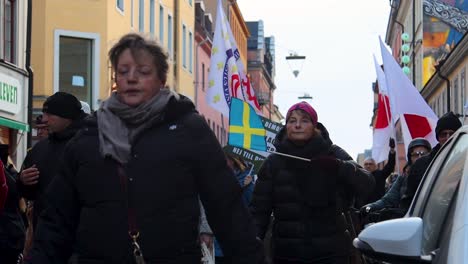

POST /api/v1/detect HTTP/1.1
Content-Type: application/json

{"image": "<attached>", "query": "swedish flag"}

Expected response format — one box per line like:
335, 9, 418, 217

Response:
228, 98, 267, 151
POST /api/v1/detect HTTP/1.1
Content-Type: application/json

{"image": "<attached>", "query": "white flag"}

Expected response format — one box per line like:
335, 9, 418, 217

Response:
379, 37, 438, 155
206, 0, 261, 117
371, 55, 392, 163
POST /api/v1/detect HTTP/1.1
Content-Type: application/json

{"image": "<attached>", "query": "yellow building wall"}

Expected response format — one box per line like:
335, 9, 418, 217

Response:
32, 0, 194, 109
177, 1, 195, 100
31, 0, 108, 108
30, 1, 47, 110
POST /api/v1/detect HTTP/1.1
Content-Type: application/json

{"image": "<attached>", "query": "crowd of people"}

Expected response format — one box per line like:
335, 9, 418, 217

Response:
0, 32, 465, 264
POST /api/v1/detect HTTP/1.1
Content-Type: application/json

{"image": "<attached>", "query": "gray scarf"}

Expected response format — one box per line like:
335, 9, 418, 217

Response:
97, 88, 178, 164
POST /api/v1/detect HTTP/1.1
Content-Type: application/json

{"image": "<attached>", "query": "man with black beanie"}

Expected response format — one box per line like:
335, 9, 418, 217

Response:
18, 92, 87, 232
401, 111, 462, 209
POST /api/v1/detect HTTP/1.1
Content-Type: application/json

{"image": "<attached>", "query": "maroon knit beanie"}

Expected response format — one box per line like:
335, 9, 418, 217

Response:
286, 101, 318, 125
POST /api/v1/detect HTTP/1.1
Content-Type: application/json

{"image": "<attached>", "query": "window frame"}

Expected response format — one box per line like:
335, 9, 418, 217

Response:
53, 30, 101, 110
116, 0, 124, 12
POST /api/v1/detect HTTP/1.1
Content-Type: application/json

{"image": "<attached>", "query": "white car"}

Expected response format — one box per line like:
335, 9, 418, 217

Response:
354, 125, 468, 264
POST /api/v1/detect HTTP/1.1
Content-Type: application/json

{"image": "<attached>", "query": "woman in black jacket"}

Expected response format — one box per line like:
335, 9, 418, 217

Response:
0, 156, 25, 264
26, 33, 259, 264
250, 101, 374, 264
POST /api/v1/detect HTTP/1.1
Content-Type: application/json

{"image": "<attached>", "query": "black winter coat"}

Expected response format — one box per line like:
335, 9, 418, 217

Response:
0, 166, 25, 251
18, 116, 86, 228
401, 144, 441, 210
364, 151, 396, 205
251, 126, 374, 263
27, 96, 258, 264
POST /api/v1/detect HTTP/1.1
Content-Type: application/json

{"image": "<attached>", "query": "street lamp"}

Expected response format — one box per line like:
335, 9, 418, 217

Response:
298, 93, 313, 100
286, 52, 306, 78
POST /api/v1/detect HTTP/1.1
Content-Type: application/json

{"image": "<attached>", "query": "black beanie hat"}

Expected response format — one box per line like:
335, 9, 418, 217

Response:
435, 112, 462, 140
42, 92, 83, 120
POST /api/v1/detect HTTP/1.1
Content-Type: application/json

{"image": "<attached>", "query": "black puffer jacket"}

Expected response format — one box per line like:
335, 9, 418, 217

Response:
401, 144, 441, 210
18, 115, 87, 228
251, 123, 373, 263
0, 166, 25, 251
27, 95, 258, 264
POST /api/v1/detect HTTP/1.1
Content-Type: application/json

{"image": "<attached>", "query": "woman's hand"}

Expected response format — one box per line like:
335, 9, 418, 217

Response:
243, 175, 253, 186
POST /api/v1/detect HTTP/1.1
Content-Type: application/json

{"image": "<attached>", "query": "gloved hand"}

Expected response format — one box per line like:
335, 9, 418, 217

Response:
389, 138, 395, 149
360, 204, 377, 216
310, 155, 341, 172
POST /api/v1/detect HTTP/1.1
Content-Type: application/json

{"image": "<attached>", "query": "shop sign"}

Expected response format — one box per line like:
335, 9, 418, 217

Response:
0, 72, 21, 114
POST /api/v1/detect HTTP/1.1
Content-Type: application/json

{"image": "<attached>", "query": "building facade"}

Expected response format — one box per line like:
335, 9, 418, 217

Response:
0, 0, 30, 167
246, 20, 279, 121
368, 0, 467, 171
31, 0, 195, 115
197, 0, 251, 145
194, 0, 229, 146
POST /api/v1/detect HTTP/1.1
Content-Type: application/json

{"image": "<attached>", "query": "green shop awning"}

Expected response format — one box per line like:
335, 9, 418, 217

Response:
0, 116, 29, 132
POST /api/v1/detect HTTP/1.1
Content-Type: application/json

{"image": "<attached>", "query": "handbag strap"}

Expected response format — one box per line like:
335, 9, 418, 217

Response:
117, 164, 146, 264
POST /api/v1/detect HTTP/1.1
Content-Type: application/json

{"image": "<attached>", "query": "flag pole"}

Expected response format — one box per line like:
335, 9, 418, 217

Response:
381, 92, 401, 175
267, 150, 311, 162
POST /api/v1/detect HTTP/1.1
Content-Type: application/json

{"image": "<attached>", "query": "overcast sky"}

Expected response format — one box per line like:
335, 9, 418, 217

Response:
236, 0, 392, 159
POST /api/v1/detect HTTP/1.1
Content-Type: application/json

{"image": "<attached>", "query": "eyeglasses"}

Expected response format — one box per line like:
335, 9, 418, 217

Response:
363, 163, 375, 166
411, 151, 428, 158
438, 131, 455, 138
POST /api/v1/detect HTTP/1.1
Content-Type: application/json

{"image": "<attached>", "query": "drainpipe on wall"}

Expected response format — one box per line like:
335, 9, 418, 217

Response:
438, 70, 451, 112
26, 0, 34, 148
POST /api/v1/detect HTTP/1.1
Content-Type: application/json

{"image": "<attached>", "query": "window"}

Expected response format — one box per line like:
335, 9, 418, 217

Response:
4, 0, 16, 63
167, 15, 173, 58
420, 135, 467, 254
462, 69, 466, 111
159, 6, 164, 43
116, 0, 124, 11
55, 30, 100, 109
202, 63, 205, 91
189, 31, 193, 73
149, 0, 155, 37
454, 76, 459, 114
59, 37, 93, 104
139, 0, 144, 32
182, 25, 187, 68
131, 0, 134, 28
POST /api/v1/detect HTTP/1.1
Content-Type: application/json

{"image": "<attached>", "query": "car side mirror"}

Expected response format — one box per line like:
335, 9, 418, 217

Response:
353, 217, 432, 263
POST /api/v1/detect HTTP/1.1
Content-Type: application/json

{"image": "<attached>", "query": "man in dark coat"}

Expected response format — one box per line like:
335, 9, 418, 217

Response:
17, 92, 87, 228
402, 111, 462, 209
362, 138, 396, 204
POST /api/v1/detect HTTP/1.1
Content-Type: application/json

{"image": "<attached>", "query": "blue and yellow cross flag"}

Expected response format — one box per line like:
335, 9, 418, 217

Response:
228, 98, 267, 151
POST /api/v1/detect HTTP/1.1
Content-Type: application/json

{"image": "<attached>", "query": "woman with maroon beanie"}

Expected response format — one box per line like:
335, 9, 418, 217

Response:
251, 101, 374, 264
